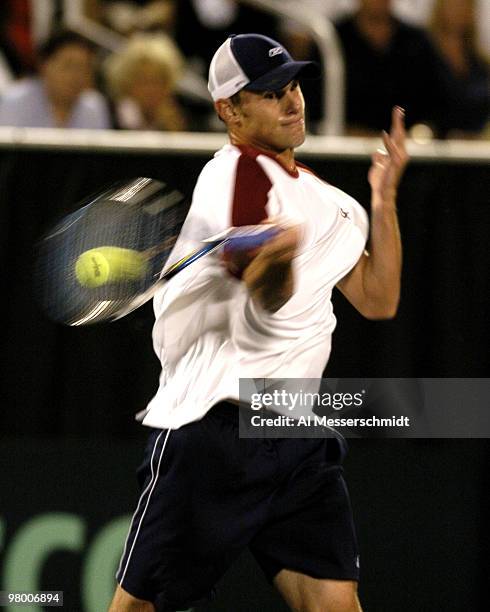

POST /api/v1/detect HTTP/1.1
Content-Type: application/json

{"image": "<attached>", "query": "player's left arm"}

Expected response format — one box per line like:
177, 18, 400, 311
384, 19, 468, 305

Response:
337, 106, 409, 319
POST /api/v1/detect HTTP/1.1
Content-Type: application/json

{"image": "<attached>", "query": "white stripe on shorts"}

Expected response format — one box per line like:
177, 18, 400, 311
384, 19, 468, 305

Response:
117, 428, 172, 584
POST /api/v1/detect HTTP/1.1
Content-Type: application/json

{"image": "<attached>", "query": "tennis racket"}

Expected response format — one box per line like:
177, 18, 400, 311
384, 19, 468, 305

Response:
35, 177, 278, 326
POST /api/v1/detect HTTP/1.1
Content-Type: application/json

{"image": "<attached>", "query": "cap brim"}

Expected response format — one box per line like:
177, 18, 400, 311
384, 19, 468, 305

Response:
243, 61, 320, 93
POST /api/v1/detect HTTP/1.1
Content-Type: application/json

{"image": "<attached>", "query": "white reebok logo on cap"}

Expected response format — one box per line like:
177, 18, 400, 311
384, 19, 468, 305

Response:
268, 47, 283, 57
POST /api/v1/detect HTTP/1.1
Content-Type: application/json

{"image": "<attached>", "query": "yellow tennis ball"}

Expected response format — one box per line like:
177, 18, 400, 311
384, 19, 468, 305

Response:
75, 247, 148, 288
75, 250, 111, 287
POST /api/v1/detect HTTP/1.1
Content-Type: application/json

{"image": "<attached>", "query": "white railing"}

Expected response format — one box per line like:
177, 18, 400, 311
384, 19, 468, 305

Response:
1, 128, 489, 164
63, 0, 125, 52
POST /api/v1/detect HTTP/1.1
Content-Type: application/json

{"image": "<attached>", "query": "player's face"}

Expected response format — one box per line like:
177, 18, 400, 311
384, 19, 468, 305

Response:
232, 80, 306, 153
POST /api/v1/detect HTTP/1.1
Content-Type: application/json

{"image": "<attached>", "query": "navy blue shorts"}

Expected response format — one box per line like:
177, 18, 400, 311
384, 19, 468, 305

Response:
116, 403, 359, 611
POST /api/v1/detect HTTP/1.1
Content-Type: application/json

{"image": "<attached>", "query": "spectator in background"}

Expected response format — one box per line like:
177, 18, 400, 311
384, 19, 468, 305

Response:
334, 0, 444, 135
174, 0, 280, 77
0, 30, 111, 128
428, 0, 489, 138
104, 33, 187, 130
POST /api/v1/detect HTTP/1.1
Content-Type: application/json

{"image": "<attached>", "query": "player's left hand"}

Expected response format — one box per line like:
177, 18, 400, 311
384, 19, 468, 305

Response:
368, 106, 409, 207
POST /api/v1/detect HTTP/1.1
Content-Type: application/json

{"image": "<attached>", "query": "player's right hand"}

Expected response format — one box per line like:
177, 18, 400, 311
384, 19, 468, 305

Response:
242, 225, 300, 313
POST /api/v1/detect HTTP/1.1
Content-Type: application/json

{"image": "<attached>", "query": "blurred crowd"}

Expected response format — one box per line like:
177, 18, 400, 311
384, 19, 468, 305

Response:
0, 0, 488, 138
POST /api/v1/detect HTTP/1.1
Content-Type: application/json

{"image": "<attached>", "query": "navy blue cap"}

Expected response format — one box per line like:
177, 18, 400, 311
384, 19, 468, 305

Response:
208, 33, 319, 100
231, 33, 319, 92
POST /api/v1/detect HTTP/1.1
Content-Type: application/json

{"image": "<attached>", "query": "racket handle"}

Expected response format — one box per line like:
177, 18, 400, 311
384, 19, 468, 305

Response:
160, 226, 280, 282
224, 226, 280, 251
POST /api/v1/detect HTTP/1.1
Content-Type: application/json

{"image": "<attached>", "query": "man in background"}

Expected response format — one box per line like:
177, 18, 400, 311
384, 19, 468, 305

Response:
0, 29, 110, 128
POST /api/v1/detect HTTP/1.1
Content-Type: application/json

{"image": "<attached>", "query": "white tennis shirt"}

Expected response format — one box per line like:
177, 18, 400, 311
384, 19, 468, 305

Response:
141, 144, 369, 429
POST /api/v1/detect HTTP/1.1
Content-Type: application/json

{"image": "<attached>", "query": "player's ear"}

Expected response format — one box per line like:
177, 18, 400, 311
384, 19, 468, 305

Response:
215, 99, 241, 126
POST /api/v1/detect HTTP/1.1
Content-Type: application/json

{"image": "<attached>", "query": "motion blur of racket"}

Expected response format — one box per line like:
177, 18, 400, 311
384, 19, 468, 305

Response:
35, 177, 278, 326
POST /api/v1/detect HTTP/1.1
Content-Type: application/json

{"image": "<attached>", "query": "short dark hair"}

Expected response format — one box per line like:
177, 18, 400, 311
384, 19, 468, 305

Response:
38, 30, 95, 62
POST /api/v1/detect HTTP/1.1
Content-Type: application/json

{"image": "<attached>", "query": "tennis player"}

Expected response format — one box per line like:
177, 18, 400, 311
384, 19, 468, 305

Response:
109, 34, 408, 612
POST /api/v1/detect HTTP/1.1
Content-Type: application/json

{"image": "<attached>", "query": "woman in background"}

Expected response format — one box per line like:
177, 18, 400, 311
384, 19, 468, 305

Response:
429, 0, 489, 138
104, 33, 187, 131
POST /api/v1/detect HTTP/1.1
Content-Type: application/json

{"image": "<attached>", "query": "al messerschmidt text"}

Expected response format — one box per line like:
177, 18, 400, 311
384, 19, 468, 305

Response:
251, 415, 411, 427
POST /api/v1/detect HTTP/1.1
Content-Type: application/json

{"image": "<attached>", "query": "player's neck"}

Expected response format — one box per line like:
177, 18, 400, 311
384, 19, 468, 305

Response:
229, 133, 296, 172
275, 149, 296, 173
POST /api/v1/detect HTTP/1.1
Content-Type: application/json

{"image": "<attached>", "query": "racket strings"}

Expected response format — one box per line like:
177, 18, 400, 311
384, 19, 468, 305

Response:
36, 178, 187, 325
